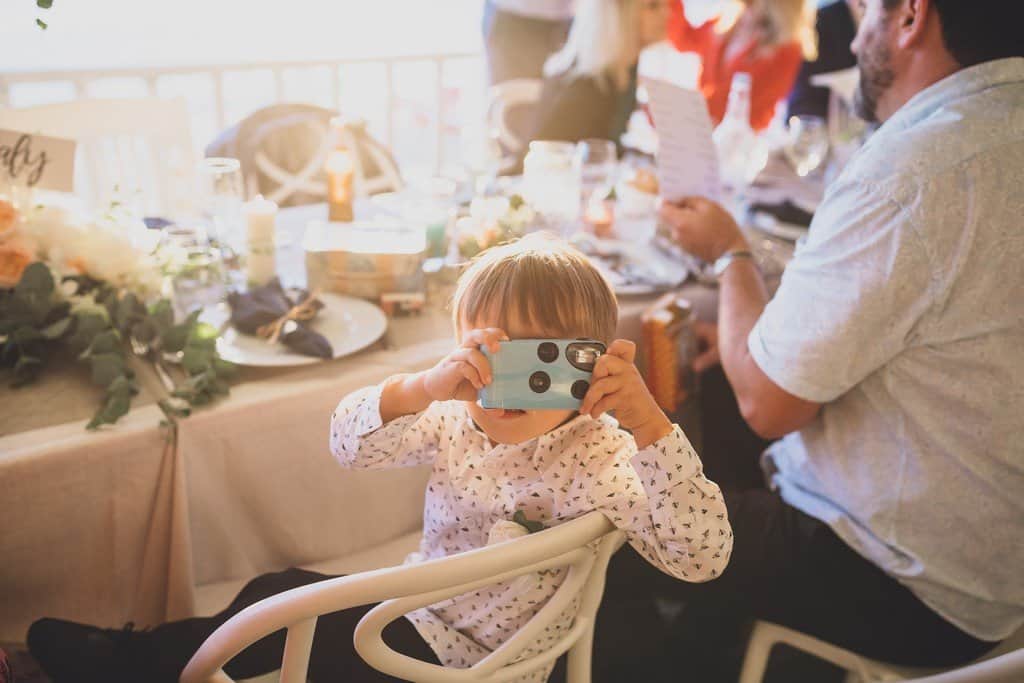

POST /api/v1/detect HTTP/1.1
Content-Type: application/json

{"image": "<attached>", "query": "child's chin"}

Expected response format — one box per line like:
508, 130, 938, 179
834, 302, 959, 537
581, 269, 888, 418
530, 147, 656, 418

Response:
491, 408, 527, 419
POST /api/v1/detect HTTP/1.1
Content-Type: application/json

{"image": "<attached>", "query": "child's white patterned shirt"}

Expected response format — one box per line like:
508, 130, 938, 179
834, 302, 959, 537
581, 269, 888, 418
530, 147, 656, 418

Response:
330, 384, 732, 679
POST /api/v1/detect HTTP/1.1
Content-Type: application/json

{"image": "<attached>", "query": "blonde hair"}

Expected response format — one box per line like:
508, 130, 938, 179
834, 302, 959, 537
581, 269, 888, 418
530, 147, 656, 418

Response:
451, 234, 618, 344
750, 0, 819, 61
543, 0, 642, 92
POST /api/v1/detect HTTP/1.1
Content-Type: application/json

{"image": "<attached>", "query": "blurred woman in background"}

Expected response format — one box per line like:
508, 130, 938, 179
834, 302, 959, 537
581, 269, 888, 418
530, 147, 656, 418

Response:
526, 0, 671, 147
669, 0, 818, 130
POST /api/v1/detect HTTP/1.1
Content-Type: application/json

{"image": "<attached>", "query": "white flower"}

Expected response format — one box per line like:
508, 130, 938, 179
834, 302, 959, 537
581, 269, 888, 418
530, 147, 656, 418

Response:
21, 205, 163, 297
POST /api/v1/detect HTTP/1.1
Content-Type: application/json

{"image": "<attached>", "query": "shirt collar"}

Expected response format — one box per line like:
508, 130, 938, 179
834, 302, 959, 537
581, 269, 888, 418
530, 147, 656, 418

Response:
881, 58, 1024, 134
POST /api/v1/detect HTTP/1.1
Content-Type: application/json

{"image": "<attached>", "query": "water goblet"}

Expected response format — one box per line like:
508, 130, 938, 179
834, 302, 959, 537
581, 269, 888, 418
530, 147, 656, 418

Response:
784, 115, 830, 178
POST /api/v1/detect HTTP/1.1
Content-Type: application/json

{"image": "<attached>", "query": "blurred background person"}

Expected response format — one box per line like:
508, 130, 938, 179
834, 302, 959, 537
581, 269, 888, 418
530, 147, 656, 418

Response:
668, 0, 818, 130
787, 0, 861, 119
482, 0, 577, 84
526, 0, 672, 148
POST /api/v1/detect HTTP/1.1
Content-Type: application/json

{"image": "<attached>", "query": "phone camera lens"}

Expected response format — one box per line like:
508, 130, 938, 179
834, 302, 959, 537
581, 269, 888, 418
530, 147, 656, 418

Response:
571, 380, 589, 400
537, 342, 559, 363
529, 371, 551, 393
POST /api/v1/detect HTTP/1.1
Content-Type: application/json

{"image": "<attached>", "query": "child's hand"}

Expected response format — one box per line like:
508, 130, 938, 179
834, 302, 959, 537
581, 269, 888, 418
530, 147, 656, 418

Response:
580, 339, 674, 449
422, 328, 508, 402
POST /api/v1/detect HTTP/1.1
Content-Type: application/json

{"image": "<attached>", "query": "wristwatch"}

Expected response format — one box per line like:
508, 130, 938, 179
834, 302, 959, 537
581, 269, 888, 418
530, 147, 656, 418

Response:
712, 250, 755, 278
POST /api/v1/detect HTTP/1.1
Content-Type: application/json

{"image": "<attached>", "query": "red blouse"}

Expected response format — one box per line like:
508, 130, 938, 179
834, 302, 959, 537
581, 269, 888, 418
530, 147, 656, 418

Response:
668, 0, 803, 131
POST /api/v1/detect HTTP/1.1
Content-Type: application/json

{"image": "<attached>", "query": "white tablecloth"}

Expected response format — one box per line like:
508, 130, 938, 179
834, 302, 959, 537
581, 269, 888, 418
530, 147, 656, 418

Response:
0, 201, 722, 642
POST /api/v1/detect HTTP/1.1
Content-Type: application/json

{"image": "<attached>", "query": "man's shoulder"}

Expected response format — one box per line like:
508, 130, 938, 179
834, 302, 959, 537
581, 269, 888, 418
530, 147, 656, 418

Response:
844, 85, 1024, 207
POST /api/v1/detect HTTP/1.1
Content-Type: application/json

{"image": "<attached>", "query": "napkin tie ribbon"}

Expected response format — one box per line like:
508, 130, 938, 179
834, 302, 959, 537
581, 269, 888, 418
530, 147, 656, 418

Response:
256, 289, 322, 344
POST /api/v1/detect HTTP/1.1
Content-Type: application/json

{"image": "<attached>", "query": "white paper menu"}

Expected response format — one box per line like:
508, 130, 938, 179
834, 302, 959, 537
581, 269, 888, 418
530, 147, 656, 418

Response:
641, 77, 722, 202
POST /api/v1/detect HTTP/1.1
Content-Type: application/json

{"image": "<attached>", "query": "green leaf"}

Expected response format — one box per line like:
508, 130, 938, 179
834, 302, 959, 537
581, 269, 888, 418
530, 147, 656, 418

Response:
40, 316, 72, 340
181, 346, 211, 374
90, 352, 126, 388
37, 0, 54, 8
212, 357, 238, 377
131, 318, 158, 345
36, 18, 48, 29
79, 329, 120, 359
87, 388, 132, 430
115, 293, 143, 332
148, 300, 175, 334
15, 262, 54, 299
161, 311, 199, 353
68, 312, 110, 353
512, 510, 545, 534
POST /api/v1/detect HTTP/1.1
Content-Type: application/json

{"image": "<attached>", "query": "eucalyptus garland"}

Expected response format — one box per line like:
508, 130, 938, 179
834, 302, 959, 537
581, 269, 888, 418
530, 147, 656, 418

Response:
0, 261, 235, 429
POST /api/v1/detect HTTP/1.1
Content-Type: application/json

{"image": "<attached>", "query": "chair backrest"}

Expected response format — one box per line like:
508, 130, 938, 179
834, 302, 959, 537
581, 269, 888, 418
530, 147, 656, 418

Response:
205, 104, 403, 207
486, 79, 544, 158
180, 512, 625, 683
0, 97, 195, 217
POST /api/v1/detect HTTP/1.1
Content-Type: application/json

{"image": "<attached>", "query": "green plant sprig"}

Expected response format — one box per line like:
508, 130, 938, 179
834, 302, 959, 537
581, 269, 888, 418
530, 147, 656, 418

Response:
1, 262, 236, 430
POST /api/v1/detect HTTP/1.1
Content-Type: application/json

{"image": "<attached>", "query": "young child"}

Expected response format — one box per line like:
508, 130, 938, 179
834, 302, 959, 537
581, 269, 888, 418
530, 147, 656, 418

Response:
27, 234, 731, 683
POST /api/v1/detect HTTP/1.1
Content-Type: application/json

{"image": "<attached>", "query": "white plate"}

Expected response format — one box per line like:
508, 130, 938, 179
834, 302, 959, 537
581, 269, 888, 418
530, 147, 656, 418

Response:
202, 292, 388, 367
751, 211, 810, 242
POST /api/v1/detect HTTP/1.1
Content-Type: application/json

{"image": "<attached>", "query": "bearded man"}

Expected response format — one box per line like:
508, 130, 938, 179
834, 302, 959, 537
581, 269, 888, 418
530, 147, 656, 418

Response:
592, 1, 1024, 681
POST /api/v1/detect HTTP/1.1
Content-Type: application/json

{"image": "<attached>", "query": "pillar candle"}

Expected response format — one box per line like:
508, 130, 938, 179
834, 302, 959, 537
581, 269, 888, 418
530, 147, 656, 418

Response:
243, 195, 277, 286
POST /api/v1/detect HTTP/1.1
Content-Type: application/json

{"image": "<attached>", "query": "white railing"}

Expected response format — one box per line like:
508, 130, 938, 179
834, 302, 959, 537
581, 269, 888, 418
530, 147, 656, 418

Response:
0, 52, 486, 178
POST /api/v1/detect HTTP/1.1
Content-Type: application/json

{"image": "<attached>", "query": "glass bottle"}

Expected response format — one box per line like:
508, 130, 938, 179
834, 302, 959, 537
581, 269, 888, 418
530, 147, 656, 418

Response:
325, 117, 355, 223
712, 73, 769, 197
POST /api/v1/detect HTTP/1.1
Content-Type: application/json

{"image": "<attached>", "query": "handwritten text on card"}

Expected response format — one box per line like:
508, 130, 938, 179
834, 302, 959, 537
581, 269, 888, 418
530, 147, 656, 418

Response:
0, 129, 76, 192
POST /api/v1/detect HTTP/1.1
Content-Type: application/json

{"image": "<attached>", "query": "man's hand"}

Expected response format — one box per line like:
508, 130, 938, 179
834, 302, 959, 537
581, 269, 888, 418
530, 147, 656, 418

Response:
580, 339, 674, 449
659, 196, 749, 263
693, 320, 721, 373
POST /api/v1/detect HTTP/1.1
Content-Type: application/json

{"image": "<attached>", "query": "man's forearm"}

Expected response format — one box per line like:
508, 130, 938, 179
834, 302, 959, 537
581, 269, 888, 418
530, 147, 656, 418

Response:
715, 259, 821, 438
717, 258, 770, 393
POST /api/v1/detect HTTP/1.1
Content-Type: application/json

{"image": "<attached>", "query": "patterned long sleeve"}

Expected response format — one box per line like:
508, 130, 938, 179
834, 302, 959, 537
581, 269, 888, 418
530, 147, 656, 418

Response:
329, 384, 444, 469
587, 425, 732, 582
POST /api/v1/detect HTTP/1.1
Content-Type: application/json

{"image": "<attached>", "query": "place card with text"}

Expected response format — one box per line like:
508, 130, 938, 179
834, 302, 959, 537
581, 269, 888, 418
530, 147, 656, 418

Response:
0, 128, 76, 192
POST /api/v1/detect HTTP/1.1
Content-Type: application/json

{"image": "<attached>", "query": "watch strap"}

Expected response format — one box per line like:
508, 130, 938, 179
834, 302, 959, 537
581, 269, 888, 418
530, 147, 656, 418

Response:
712, 250, 755, 278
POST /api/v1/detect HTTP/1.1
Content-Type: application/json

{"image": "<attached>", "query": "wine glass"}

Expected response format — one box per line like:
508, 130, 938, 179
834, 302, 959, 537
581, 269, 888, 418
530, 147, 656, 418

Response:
196, 157, 245, 289
574, 139, 618, 201
784, 115, 830, 178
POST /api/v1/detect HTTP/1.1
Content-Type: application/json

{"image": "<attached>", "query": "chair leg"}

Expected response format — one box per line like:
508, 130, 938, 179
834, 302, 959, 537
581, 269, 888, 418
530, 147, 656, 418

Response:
566, 620, 595, 683
280, 618, 317, 683
738, 621, 775, 683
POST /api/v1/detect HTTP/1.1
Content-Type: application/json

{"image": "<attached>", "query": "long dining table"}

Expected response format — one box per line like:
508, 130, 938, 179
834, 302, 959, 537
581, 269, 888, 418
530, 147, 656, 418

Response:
0, 199, 731, 643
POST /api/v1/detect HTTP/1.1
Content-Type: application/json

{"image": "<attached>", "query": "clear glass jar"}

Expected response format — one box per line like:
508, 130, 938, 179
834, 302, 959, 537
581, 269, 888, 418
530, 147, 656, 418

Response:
522, 141, 581, 237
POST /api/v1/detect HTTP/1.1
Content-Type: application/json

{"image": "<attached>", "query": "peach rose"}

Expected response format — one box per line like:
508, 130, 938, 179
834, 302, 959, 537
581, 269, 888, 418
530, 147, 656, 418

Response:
0, 238, 34, 289
0, 200, 18, 242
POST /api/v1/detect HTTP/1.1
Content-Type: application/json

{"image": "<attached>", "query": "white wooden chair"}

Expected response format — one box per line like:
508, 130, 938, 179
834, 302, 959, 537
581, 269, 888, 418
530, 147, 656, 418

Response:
0, 97, 195, 216
180, 512, 625, 683
206, 105, 403, 207
485, 79, 544, 173
739, 620, 1024, 683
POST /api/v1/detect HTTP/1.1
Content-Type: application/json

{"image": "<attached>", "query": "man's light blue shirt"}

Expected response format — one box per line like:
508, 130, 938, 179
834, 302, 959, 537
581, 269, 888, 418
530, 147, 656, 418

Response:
749, 58, 1024, 641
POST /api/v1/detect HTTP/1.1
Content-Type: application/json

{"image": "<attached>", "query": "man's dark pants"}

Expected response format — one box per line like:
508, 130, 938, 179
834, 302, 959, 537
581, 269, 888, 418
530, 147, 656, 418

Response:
585, 367, 996, 682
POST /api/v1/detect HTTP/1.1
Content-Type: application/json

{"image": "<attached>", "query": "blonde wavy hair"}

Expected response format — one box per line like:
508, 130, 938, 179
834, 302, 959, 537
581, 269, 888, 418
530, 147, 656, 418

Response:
543, 0, 643, 93
724, 0, 819, 61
